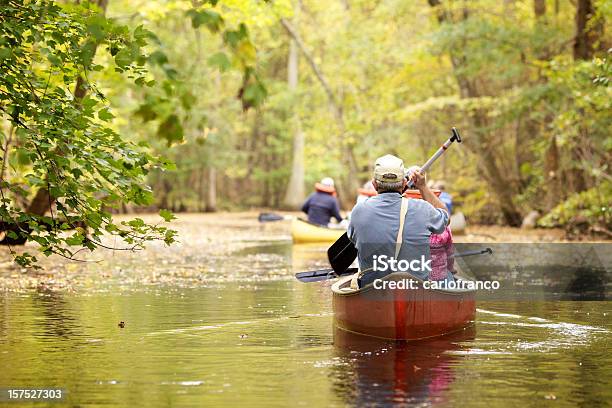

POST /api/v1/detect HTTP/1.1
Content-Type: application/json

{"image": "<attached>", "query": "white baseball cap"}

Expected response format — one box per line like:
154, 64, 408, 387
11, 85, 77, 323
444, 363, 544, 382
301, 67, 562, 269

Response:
320, 177, 334, 187
374, 154, 405, 182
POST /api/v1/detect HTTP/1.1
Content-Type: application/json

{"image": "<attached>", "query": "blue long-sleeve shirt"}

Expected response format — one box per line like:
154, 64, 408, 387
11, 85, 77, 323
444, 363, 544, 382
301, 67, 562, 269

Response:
439, 191, 453, 214
301, 191, 342, 226
348, 192, 449, 283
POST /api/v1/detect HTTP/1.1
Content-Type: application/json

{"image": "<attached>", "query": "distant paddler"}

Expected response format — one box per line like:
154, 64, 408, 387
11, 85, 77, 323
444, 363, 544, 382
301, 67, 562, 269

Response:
301, 177, 343, 227
433, 180, 453, 214
356, 180, 376, 206
428, 179, 466, 234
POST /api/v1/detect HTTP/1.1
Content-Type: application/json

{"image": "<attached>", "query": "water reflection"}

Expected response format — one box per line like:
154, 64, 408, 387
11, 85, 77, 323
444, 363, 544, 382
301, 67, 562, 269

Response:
33, 289, 81, 340
454, 243, 611, 301
331, 326, 476, 406
292, 243, 331, 272
562, 267, 607, 301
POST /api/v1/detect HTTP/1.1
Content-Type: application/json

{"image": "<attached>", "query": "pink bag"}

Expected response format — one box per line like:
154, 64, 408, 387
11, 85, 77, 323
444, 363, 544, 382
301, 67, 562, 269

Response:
429, 227, 454, 280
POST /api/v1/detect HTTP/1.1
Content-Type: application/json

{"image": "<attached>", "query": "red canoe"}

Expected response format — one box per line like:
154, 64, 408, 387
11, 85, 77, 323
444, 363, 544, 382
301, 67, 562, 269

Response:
331, 272, 476, 340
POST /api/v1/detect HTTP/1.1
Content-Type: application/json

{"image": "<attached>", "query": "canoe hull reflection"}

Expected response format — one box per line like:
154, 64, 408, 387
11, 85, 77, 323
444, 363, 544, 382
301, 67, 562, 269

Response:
332, 273, 476, 340
331, 326, 476, 405
291, 218, 345, 243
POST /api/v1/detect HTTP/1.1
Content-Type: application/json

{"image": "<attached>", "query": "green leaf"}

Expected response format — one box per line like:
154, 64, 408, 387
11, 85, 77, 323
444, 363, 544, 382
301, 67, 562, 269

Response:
164, 229, 177, 245
159, 157, 177, 171
159, 209, 176, 222
47, 53, 61, 66
134, 25, 157, 46
242, 82, 267, 107
163, 67, 178, 80
223, 24, 249, 48
134, 103, 157, 122
82, 96, 98, 109
65, 233, 84, 246
86, 15, 107, 41
0, 48, 11, 62
71, 168, 83, 179
98, 107, 114, 121
157, 114, 184, 146
207, 52, 231, 71
16, 148, 31, 165
187, 9, 223, 32
127, 218, 145, 228
149, 50, 168, 66
180, 91, 196, 110
115, 48, 133, 68
49, 186, 64, 198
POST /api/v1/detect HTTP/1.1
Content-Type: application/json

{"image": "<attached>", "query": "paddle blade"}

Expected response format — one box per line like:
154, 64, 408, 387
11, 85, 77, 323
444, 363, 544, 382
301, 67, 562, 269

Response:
295, 267, 358, 283
327, 232, 358, 274
258, 212, 285, 222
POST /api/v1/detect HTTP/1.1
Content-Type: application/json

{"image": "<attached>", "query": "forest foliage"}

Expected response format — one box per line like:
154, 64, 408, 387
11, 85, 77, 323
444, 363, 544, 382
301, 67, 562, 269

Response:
0, 0, 610, 265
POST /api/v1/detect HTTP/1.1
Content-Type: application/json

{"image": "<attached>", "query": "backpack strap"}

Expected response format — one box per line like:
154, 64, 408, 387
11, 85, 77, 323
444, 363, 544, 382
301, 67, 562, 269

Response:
350, 197, 410, 290
349, 267, 372, 290
395, 197, 409, 258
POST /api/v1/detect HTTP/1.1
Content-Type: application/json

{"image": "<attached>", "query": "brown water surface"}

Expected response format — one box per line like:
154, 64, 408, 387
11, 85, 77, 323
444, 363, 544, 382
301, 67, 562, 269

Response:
0, 214, 610, 407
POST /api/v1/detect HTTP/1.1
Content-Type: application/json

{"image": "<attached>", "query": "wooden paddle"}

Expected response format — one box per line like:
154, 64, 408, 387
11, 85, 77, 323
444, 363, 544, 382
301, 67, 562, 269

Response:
298, 247, 492, 283
406, 127, 462, 188
327, 127, 462, 274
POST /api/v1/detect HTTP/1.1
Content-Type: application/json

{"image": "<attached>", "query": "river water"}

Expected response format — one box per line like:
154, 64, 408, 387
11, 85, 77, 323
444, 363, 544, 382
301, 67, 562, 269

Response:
0, 214, 610, 407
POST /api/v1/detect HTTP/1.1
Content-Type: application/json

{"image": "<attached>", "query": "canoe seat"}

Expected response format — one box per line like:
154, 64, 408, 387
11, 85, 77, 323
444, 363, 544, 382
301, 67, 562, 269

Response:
338, 286, 356, 293
332, 275, 359, 294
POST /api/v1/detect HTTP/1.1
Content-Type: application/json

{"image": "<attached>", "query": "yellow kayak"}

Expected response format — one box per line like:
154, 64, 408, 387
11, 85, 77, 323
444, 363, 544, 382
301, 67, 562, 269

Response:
291, 218, 346, 244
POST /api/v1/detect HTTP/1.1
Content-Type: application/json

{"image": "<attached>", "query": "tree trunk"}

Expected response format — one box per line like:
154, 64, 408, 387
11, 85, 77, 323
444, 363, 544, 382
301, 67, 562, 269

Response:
573, 0, 600, 60
0, 124, 14, 182
199, 167, 206, 212
282, 10, 306, 209
534, 0, 546, 18
27, 0, 110, 217
205, 167, 217, 212
280, 18, 359, 207
283, 123, 305, 208
570, 0, 602, 193
544, 135, 561, 210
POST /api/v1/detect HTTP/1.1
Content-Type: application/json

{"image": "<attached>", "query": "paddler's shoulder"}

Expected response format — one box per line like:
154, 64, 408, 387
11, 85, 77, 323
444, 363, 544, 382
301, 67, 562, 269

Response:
406, 197, 436, 212
350, 196, 378, 218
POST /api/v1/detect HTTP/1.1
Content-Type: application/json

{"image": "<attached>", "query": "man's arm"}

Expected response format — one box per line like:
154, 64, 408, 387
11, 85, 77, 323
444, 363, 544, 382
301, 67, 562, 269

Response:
410, 170, 449, 216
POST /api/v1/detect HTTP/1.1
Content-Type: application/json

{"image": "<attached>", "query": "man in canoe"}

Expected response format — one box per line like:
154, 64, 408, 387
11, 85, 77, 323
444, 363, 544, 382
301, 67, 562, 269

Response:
348, 155, 449, 287
301, 177, 343, 227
